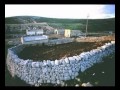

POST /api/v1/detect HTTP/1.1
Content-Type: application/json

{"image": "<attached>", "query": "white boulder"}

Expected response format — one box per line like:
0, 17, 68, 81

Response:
101, 45, 107, 49
68, 57, 75, 64
31, 62, 37, 67
80, 52, 86, 57
46, 60, 51, 66
74, 72, 79, 77
68, 70, 72, 76
56, 80, 60, 84
75, 78, 80, 82
35, 62, 40, 67
43, 60, 47, 66
55, 60, 59, 65
42, 67, 48, 73
39, 62, 43, 67
50, 61, 55, 66
72, 67, 76, 72
64, 76, 70, 80
47, 80, 50, 83
59, 59, 63, 64
64, 58, 69, 64
81, 82, 93, 87
73, 56, 80, 61
75, 84, 79, 87
111, 41, 115, 44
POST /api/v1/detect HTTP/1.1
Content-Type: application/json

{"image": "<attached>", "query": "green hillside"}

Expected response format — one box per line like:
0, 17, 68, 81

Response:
5, 16, 115, 32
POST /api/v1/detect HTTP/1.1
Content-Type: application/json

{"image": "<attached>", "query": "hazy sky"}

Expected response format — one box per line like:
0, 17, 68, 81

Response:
5, 4, 115, 19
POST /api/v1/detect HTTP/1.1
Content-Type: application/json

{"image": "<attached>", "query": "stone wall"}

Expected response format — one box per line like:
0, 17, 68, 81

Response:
6, 41, 115, 86
46, 38, 74, 45
22, 38, 74, 45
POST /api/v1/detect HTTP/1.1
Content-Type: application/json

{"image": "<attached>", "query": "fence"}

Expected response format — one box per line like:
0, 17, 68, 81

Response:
6, 41, 115, 86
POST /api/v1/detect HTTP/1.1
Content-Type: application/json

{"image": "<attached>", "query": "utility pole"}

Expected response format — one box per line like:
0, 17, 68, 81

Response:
85, 14, 89, 37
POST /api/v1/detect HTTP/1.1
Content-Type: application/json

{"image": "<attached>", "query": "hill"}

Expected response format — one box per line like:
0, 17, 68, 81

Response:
5, 16, 115, 32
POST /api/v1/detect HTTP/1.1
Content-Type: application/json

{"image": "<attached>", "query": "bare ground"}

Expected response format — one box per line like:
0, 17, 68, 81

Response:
18, 35, 114, 61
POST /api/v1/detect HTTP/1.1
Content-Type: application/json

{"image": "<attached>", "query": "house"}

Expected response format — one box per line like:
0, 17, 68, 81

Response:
21, 27, 48, 44
64, 29, 84, 37
21, 35, 48, 44
54, 29, 65, 35
45, 29, 54, 34
71, 30, 84, 37
26, 29, 43, 35
64, 29, 71, 37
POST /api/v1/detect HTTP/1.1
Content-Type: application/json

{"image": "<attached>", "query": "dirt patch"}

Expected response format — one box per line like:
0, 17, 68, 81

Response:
76, 35, 115, 42
48, 34, 64, 39
18, 40, 111, 61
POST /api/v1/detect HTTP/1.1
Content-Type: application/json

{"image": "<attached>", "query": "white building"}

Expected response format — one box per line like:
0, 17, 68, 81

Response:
54, 29, 65, 35
26, 29, 43, 35
71, 30, 84, 37
21, 35, 48, 44
21, 28, 48, 44
23, 35, 48, 42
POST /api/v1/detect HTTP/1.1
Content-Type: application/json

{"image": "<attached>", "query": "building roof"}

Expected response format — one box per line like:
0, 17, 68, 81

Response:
23, 35, 48, 42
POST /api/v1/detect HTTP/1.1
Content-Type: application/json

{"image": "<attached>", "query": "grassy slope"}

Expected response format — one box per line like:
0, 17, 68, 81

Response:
5, 16, 115, 32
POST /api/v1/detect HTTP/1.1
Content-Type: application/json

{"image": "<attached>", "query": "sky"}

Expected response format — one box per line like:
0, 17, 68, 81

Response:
5, 4, 115, 19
